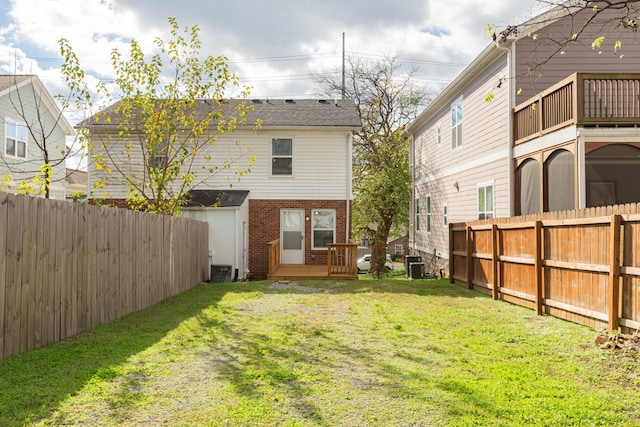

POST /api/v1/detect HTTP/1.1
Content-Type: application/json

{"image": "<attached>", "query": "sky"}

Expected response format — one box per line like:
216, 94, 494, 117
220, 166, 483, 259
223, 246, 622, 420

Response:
0, 0, 542, 127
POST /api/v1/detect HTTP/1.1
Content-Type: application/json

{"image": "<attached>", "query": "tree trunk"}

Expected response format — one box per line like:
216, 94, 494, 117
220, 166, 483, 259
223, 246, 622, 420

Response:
369, 217, 393, 276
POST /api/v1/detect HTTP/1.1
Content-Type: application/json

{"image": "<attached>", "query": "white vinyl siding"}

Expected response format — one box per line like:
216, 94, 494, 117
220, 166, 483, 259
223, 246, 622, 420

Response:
410, 54, 509, 258
88, 129, 352, 201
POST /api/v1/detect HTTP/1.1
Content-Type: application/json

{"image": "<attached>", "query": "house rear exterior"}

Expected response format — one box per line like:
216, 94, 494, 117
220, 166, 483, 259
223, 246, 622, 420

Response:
406, 3, 640, 273
85, 99, 361, 280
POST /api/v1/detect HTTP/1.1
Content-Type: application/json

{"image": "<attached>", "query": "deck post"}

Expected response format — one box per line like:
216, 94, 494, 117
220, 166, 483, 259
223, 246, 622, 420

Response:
491, 224, 499, 300
466, 225, 473, 290
608, 214, 622, 332
534, 220, 543, 315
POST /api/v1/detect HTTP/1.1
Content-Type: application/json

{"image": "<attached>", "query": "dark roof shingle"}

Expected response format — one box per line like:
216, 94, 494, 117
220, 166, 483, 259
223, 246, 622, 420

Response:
78, 98, 361, 129
185, 189, 249, 207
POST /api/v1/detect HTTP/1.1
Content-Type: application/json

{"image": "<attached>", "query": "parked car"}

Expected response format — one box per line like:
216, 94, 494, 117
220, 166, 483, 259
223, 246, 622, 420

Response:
357, 254, 394, 274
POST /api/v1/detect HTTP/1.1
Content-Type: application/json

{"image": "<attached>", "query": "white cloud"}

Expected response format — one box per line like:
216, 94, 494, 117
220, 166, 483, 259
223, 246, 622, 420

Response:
0, 0, 538, 103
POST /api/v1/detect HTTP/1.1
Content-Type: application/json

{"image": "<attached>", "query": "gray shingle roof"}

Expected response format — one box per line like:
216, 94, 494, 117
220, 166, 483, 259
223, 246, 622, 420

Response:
244, 99, 361, 128
185, 189, 249, 207
0, 75, 33, 92
78, 98, 361, 129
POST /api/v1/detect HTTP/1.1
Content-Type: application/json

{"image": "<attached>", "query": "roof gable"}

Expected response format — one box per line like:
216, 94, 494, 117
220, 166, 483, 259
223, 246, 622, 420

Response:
0, 74, 75, 136
0, 75, 32, 94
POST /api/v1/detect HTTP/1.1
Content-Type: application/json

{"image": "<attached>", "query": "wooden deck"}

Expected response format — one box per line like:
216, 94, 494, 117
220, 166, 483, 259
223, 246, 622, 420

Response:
268, 264, 358, 281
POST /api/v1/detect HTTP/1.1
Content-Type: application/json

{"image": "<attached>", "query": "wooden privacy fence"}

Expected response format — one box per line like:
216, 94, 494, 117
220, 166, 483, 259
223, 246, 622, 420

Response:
450, 204, 640, 333
0, 192, 209, 361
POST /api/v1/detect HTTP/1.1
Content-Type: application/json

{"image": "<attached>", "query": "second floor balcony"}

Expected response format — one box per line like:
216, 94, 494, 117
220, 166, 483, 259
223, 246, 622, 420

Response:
513, 73, 640, 145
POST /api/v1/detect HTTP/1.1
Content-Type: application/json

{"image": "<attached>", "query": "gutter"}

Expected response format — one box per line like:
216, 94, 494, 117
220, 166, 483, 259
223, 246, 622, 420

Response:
495, 40, 516, 217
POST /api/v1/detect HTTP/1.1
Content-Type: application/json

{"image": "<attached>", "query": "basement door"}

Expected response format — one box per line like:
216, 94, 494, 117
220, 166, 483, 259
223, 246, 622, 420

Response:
281, 209, 304, 264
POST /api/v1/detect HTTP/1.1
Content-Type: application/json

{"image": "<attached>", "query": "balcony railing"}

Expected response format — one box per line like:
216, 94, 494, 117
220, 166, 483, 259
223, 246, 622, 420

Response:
514, 73, 640, 145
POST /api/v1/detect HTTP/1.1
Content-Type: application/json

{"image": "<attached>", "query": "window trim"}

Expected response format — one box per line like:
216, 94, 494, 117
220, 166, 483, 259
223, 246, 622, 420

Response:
436, 122, 442, 145
443, 204, 448, 226
477, 181, 495, 220
271, 137, 294, 176
311, 208, 335, 250
451, 97, 463, 150
5, 118, 28, 160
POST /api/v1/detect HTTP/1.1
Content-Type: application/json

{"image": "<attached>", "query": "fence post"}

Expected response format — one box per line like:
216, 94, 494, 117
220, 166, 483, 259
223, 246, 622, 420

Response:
449, 222, 454, 282
491, 224, 499, 300
608, 214, 622, 332
534, 220, 543, 315
466, 225, 473, 290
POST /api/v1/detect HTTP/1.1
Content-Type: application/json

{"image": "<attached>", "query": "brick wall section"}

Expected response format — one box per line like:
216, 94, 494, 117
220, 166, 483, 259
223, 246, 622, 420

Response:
89, 198, 130, 209
249, 199, 351, 280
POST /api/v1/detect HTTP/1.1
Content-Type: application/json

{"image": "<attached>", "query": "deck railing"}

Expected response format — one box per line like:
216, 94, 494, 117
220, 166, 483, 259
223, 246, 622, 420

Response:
327, 242, 359, 277
514, 73, 640, 145
267, 239, 280, 276
267, 239, 358, 279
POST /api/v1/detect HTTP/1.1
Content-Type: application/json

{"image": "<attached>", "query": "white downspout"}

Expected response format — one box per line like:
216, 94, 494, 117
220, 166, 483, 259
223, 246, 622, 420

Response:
496, 40, 515, 217
577, 130, 586, 209
346, 131, 353, 242
409, 134, 415, 252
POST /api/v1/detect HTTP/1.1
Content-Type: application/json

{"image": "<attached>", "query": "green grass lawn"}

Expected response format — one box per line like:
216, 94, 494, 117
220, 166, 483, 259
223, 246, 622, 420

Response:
1, 277, 639, 426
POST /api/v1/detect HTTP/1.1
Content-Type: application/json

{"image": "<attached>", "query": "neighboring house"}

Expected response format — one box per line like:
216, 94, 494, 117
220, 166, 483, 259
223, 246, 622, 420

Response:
84, 99, 361, 280
0, 75, 74, 199
386, 235, 407, 258
64, 168, 88, 200
406, 3, 640, 270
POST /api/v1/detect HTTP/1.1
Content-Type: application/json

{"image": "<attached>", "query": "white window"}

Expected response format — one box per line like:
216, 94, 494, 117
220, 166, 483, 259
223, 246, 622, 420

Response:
443, 204, 448, 226
415, 198, 420, 231
5, 120, 27, 159
272, 138, 293, 175
451, 97, 463, 149
426, 195, 432, 232
312, 209, 335, 249
147, 140, 168, 171
478, 183, 494, 220
436, 122, 441, 145
394, 244, 403, 255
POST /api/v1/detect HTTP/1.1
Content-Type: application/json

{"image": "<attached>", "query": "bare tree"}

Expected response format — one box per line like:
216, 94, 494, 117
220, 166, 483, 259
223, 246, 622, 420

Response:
1, 75, 76, 198
488, 0, 640, 78
315, 56, 431, 275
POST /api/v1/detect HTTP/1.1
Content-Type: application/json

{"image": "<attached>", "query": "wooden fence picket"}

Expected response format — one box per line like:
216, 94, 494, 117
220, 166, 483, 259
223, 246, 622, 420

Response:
451, 203, 640, 332
0, 193, 208, 361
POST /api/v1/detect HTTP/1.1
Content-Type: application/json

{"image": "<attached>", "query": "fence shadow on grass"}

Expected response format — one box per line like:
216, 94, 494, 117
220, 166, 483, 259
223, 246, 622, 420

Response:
190, 279, 500, 425
0, 283, 227, 426
0, 279, 493, 426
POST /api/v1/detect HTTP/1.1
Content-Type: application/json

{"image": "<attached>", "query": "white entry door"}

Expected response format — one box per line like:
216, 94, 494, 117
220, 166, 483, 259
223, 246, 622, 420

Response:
281, 209, 304, 264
